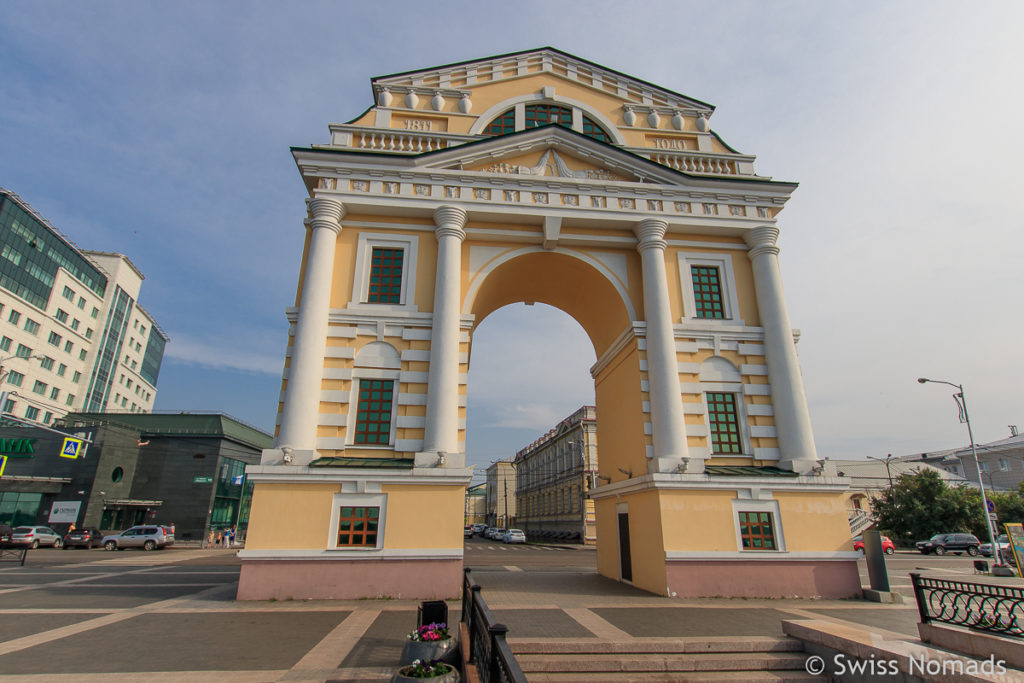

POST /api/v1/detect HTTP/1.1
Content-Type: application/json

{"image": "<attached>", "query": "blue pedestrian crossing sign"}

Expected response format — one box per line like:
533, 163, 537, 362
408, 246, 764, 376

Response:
60, 437, 84, 459
0, 455, 6, 476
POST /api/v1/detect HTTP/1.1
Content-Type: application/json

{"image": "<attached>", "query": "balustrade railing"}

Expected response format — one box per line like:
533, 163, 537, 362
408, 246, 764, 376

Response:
462, 567, 528, 683
911, 572, 1023, 638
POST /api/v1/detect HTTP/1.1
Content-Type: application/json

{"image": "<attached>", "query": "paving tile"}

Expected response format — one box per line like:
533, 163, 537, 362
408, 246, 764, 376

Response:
0, 585, 203, 609
491, 609, 596, 638
800, 607, 920, 637
0, 611, 350, 674
0, 612, 112, 641
340, 610, 417, 669
591, 607, 788, 637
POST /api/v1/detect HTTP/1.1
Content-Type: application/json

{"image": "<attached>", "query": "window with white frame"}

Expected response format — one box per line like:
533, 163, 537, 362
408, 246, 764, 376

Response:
732, 499, 784, 552
329, 492, 387, 550
699, 357, 749, 457
349, 232, 419, 311
677, 252, 742, 323
347, 342, 401, 448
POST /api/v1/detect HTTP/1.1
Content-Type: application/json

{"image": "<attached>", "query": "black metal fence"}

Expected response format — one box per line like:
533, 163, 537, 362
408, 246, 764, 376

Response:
462, 567, 528, 683
910, 572, 1023, 637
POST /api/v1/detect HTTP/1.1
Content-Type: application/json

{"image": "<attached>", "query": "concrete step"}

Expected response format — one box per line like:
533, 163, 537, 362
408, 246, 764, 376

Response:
517, 651, 813, 674
509, 636, 805, 655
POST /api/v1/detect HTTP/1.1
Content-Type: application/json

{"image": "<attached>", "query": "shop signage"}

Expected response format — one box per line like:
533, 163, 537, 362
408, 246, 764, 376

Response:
0, 438, 36, 457
193, 476, 214, 484
48, 501, 81, 524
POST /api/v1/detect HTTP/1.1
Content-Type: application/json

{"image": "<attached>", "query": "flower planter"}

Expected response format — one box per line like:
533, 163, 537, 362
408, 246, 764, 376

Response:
400, 635, 458, 666
392, 661, 460, 682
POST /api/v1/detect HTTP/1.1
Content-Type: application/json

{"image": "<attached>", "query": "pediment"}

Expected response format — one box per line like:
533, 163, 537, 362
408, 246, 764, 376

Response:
413, 127, 686, 186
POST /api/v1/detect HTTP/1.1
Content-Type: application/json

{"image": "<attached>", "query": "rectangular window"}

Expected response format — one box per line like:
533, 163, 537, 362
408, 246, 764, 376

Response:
707, 392, 743, 454
3, 398, 13, 413
77, 296, 86, 310
39, 356, 54, 370
32, 380, 47, 395
57, 363, 66, 377
24, 406, 39, 420
78, 349, 87, 361
0, 337, 10, 352
84, 328, 93, 340
999, 458, 1010, 471
66, 394, 75, 406
738, 511, 777, 550
72, 371, 81, 382
70, 318, 80, 331
7, 371, 24, 387
49, 387, 59, 400
335, 506, 380, 547
90, 307, 99, 319
15, 343, 32, 358
62, 286, 75, 301
55, 309, 68, 323
979, 462, 989, 473
354, 379, 394, 445
691, 266, 725, 319
366, 248, 404, 304
47, 331, 61, 347
8, 309, 20, 325
43, 412, 52, 424
23, 318, 39, 335
64, 340, 73, 353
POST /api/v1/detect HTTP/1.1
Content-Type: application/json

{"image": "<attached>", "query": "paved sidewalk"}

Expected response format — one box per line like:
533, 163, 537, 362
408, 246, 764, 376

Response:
0, 548, 988, 682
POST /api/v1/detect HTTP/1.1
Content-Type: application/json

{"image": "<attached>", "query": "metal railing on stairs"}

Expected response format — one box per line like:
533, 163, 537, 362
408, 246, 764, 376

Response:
461, 567, 528, 683
848, 508, 874, 536
911, 572, 1024, 638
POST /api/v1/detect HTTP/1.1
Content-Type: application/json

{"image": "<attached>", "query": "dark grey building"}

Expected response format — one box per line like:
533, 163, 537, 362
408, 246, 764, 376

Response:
0, 412, 271, 540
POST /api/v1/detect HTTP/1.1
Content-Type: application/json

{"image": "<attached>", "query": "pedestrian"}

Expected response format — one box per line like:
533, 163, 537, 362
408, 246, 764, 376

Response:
229, 526, 236, 548
215, 530, 223, 548
205, 528, 215, 549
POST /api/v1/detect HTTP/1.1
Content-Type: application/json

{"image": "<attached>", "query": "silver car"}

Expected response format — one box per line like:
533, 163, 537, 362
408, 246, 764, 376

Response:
12, 526, 63, 549
102, 525, 173, 551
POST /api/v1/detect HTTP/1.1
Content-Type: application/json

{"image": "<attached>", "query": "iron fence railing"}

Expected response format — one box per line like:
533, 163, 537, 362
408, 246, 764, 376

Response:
911, 572, 1023, 637
462, 567, 528, 683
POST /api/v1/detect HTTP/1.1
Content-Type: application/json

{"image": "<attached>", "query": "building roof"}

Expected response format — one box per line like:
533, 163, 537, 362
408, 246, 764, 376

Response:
56, 412, 272, 450
831, 458, 969, 490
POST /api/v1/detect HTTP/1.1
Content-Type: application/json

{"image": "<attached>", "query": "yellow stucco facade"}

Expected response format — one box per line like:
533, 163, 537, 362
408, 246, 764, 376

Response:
238, 48, 860, 601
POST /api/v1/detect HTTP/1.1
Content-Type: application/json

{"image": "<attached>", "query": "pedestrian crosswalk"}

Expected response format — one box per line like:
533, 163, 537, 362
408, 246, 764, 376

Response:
465, 544, 576, 551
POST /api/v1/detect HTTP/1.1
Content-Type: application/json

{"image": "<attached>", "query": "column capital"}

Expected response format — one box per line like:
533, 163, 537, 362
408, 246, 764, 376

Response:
744, 225, 780, 258
434, 205, 468, 241
634, 218, 668, 253
307, 197, 345, 234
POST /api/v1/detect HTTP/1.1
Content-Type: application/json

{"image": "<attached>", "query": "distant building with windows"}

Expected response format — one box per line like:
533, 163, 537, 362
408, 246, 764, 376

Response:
0, 412, 271, 541
515, 406, 597, 544
0, 189, 168, 425
485, 460, 517, 528
898, 427, 1024, 493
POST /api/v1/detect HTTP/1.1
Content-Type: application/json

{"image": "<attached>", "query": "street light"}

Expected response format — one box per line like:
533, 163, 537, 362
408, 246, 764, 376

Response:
917, 377, 1002, 564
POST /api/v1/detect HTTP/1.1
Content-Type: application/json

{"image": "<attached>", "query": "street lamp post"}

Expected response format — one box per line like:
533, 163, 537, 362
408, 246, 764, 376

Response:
917, 377, 1002, 564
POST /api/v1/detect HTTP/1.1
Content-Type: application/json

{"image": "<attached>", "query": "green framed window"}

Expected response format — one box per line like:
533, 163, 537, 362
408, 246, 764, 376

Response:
581, 115, 609, 142
7, 371, 23, 387
354, 379, 394, 445
691, 266, 725, 319
23, 318, 39, 334
366, 248, 403, 304
524, 104, 573, 128
55, 309, 68, 323
482, 105, 610, 142
24, 406, 38, 420
738, 511, 777, 550
482, 109, 515, 136
336, 506, 379, 547
706, 392, 742, 454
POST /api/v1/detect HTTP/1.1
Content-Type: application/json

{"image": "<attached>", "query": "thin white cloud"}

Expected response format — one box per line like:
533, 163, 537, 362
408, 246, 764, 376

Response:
163, 334, 283, 375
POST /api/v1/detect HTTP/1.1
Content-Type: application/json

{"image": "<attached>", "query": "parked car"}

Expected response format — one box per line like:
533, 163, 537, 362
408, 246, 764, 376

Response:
503, 529, 526, 544
916, 533, 981, 556
980, 534, 1011, 558
102, 525, 174, 551
852, 534, 895, 555
0, 523, 13, 546
63, 527, 105, 549
464, 525, 473, 538
11, 526, 62, 549
471, 524, 486, 535
483, 527, 497, 539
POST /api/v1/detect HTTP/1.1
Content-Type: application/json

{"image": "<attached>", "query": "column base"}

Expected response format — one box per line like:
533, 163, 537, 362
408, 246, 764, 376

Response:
647, 456, 705, 475
237, 556, 463, 600
414, 451, 466, 468
259, 448, 318, 466
664, 558, 861, 599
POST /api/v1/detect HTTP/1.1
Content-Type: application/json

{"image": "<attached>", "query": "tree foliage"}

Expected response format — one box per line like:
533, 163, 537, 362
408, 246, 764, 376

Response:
872, 469, 990, 541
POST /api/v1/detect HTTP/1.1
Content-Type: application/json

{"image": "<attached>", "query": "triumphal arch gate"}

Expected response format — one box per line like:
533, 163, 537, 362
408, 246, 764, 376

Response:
237, 49, 860, 601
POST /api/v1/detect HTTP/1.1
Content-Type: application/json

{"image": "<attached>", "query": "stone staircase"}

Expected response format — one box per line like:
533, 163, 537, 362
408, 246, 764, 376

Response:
508, 636, 826, 681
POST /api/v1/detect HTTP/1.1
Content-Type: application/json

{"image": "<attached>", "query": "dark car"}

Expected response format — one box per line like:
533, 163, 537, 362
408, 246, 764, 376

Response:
916, 533, 981, 556
0, 523, 13, 547
63, 527, 104, 549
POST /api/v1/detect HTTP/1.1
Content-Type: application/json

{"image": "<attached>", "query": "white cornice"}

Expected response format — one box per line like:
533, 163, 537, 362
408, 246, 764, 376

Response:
245, 464, 473, 485
238, 548, 463, 561
588, 472, 851, 499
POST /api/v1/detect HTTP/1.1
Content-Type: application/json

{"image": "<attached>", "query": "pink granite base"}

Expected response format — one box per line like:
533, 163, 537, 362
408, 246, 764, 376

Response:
236, 557, 463, 601
665, 559, 862, 598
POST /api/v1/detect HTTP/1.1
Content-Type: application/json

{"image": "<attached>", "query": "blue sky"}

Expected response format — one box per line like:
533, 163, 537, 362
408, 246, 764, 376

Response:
2, 2, 1022, 477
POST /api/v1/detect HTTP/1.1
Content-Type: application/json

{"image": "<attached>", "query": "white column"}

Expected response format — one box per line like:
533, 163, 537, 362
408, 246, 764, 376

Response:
420, 205, 467, 467
634, 218, 696, 474
274, 197, 344, 460
744, 226, 818, 473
